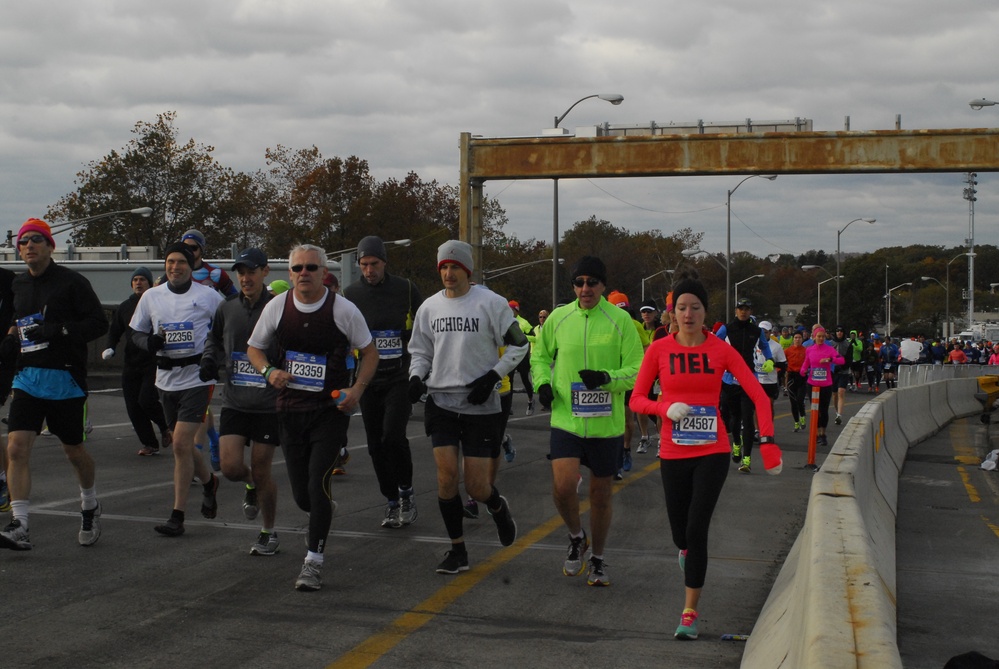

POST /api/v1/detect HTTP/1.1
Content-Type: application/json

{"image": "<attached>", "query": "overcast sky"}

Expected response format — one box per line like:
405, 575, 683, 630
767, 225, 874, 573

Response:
2, 1, 998, 262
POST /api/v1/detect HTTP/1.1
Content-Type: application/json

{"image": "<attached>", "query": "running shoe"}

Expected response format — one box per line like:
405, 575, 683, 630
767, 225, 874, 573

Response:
835, 413, 842, 425
817, 435, 828, 447
678, 549, 687, 571
739, 456, 751, 474
636, 436, 650, 454
332, 446, 350, 475
400, 494, 418, 525
502, 433, 516, 463
137, 445, 159, 456
201, 474, 219, 519
79, 502, 102, 546
488, 496, 517, 546
563, 531, 590, 576
295, 559, 323, 591
613, 470, 623, 481
525, 399, 535, 416
586, 556, 610, 586
463, 498, 479, 519
154, 516, 185, 537
84, 419, 94, 435
250, 531, 279, 556
381, 503, 403, 529
793, 421, 801, 433
243, 485, 259, 520
675, 609, 699, 640
436, 549, 469, 574
622, 448, 632, 472
731, 441, 742, 463
0, 519, 31, 550
0, 478, 9, 512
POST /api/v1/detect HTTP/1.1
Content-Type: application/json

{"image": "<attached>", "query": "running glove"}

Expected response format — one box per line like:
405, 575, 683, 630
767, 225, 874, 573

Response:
538, 383, 554, 410
408, 375, 427, 404
466, 370, 500, 405
578, 369, 610, 390
666, 402, 691, 422
761, 360, 775, 373
760, 437, 783, 475
199, 358, 219, 382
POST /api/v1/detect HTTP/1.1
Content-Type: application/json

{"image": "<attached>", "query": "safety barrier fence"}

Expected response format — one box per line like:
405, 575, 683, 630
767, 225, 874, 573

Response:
741, 370, 988, 668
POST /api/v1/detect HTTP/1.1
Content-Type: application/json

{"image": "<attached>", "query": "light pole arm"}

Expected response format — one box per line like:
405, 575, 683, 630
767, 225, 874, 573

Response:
49, 207, 153, 236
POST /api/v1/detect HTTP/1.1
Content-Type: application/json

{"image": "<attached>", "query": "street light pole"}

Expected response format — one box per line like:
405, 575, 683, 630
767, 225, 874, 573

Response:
551, 93, 623, 309
815, 275, 841, 326
942, 251, 974, 338
733, 273, 764, 308
48, 206, 154, 236
641, 269, 674, 302
887, 282, 913, 338
919, 276, 946, 338
835, 217, 876, 325
726, 175, 776, 323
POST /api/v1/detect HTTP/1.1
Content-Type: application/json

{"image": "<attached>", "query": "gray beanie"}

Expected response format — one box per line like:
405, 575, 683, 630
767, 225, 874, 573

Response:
437, 240, 474, 275
131, 267, 154, 284
356, 235, 387, 263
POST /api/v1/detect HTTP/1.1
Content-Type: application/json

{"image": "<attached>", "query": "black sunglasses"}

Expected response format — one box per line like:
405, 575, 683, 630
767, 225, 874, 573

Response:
290, 263, 321, 273
571, 278, 601, 288
17, 234, 46, 246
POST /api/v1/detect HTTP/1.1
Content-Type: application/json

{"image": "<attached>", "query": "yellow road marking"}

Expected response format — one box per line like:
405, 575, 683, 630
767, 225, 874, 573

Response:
327, 461, 659, 669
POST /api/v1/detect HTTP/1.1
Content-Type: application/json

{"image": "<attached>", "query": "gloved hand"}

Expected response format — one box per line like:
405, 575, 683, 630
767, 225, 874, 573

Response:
408, 375, 427, 404
40, 321, 69, 341
538, 383, 554, 410
466, 370, 501, 405
666, 402, 691, 422
762, 359, 775, 373
760, 438, 783, 475
578, 369, 610, 390
199, 357, 219, 382
147, 333, 166, 353
0, 333, 20, 361
22, 323, 48, 344
101, 348, 115, 360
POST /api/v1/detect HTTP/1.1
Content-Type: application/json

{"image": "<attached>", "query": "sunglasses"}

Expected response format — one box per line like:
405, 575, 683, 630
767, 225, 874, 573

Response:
291, 263, 321, 273
17, 234, 47, 246
571, 278, 601, 288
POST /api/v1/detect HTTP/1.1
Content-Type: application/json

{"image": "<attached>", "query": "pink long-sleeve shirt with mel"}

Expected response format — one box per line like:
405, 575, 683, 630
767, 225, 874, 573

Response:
630, 332, 774, 460
799, 342, 845, 387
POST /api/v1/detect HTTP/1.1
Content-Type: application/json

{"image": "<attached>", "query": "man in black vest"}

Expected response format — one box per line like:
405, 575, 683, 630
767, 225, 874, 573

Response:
247, 243, 378, 592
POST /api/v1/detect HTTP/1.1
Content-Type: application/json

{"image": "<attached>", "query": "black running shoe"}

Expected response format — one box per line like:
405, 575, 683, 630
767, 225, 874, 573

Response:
201, 474, 219, 519
488, 496, 517, 547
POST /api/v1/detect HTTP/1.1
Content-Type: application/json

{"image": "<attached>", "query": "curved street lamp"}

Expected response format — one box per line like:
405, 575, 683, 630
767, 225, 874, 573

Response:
483, 257, 563, 285
969, 99, 998, 110
48, 206, 153, 236
726, 175, 777, 322
886, 282, 913, 338
551, 93, 624, 309
835, 217, 876, 324
641, 269, 674, 302
734, 273, 764, 309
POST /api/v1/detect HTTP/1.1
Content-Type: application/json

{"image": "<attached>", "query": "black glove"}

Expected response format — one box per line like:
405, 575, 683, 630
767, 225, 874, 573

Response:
465, 370, 501, 405
199, 358, 219, 382
0, 333, 20, 362
39, 321, 68, 341
578, 369, 610, 390
21, 322, 48, 344
147, 333, 166, 353
408, 375, 427, 404
538, 383, 554, 410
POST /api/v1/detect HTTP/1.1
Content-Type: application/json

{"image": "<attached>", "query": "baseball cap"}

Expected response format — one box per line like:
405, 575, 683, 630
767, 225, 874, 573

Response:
232, 247, 268, 271
759, 320, 773, 331
639, 298, 657, 313
736, 298, 752, 308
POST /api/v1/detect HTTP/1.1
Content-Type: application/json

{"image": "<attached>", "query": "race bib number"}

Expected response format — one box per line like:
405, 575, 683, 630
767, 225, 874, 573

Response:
161, 321, 195, 355
810, 367, 828, 384
231, 351, 266, 388
16, 313, 47, 353
884, 363, 893, 371
372, 329, 403, 359
570, 381, 612, 417
671, 405, 719, 446
285, 350, 327, 392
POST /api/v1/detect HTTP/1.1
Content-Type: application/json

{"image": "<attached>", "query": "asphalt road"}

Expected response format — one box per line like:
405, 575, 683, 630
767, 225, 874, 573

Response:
1, 380, 971, 669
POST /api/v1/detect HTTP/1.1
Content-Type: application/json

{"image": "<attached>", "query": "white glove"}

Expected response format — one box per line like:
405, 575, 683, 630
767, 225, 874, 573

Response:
101, 348, 115, 360
666, 402, 691, 422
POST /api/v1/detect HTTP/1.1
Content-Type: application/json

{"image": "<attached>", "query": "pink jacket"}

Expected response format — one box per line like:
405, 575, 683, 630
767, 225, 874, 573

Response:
800, 342, 845, 387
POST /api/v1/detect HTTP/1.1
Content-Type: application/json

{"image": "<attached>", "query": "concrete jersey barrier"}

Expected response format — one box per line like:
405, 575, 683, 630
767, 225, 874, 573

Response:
741, 372, 985, 668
